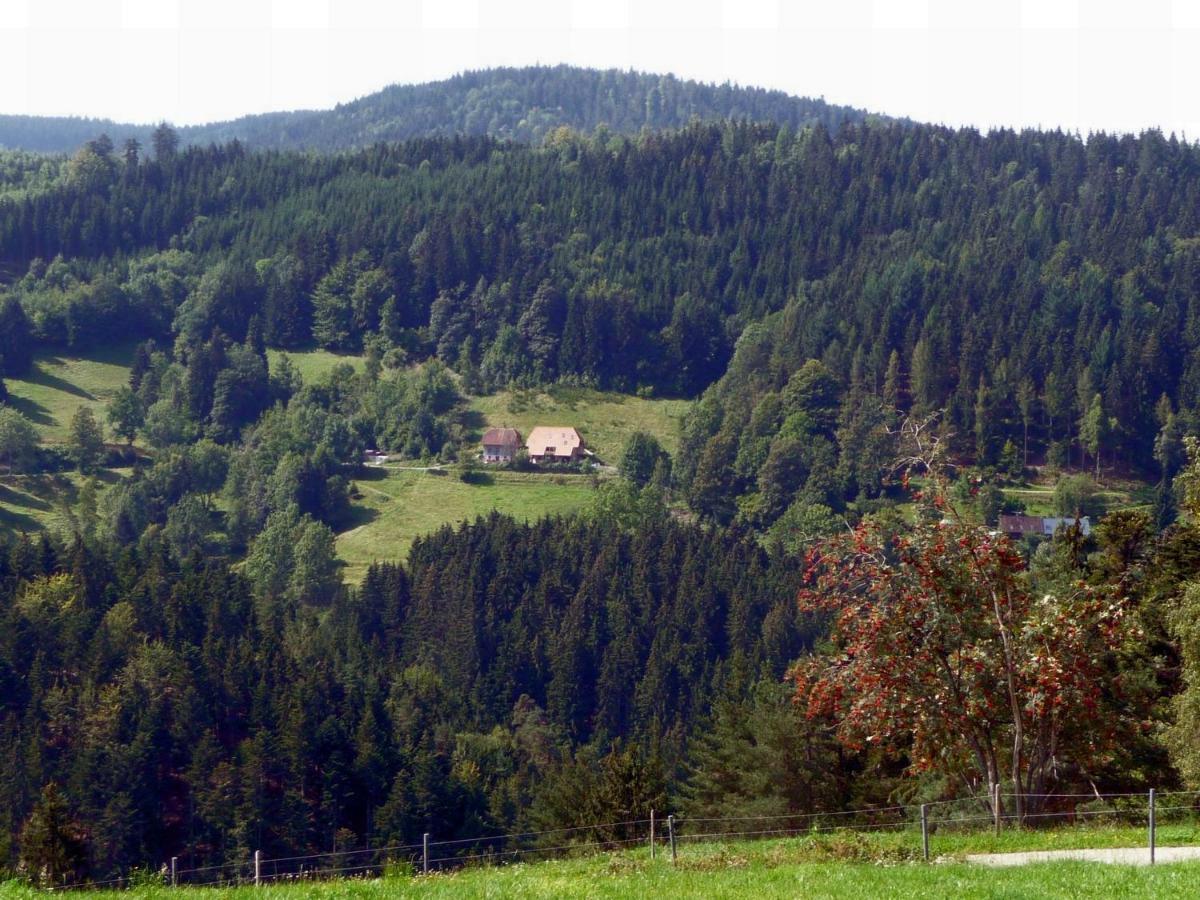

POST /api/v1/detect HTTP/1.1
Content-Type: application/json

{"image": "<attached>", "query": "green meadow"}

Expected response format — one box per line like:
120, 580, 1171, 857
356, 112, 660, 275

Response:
336, 467, 597, 583
5, 343, 137, 445
466, 387, 689, 463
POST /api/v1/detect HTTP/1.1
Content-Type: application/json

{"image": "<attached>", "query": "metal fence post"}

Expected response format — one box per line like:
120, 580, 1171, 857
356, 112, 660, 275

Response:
1149, 789, 1156, 865
650, 809, 656, 860
170, 856, 177, 887
423, 832, 430, 875
253, 850, 261, 886
920, 804, 929, 862
993, 783, 1001, 835
668, 815, 677, 865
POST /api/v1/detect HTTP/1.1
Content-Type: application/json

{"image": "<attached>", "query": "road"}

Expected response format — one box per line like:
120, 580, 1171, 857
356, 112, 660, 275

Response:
967, 846, 1200, 866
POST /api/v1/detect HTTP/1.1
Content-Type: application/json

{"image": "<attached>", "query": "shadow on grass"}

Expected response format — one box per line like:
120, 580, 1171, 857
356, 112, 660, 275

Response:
28, 364, 97, 400
0, 482, 53, 511
0, 504, 45, 531
8, 394, 55, 427
91, 467, 126, 485
335, 504, 380, 534
355, 465, 390, 482
458, 408, 487, 440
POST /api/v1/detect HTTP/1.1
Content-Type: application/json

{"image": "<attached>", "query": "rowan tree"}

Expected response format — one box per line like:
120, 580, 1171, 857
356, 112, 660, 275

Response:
793, 477, 1135, 820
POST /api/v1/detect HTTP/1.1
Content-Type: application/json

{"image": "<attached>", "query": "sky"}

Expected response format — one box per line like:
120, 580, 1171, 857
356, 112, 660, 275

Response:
0, 0, 1198, 137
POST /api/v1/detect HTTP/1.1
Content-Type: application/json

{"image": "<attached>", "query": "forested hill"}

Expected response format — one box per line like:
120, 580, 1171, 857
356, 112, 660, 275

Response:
0, 65, 874, 153
3, 120, 1200, 491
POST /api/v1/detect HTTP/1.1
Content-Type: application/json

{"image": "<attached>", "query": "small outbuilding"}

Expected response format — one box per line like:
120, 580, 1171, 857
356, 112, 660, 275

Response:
526, 426, 584, 464
482, 427, 522, 464
998, 514, 1091, 537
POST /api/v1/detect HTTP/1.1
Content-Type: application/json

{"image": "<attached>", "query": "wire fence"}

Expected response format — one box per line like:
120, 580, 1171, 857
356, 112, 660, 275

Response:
44, 788, 1200, 891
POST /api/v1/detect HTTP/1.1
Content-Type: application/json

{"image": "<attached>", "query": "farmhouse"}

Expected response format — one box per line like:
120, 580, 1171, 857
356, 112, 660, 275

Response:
481, 427, 522, 463
998, 514, 1091, 538
526, 426, 584, 464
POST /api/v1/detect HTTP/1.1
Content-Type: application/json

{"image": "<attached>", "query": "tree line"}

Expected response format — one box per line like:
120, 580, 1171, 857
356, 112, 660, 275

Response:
0, 509, 816, 883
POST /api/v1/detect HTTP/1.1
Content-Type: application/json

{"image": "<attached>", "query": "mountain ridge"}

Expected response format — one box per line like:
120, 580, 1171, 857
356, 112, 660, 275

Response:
0, 64, 881, 154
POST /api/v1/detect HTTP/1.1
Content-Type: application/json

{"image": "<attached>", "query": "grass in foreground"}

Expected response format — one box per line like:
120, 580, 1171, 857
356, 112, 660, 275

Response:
336, 467, 596, 583
6, 344, 137, 445
467, 387, 690, 462
8, 830, 1200, 899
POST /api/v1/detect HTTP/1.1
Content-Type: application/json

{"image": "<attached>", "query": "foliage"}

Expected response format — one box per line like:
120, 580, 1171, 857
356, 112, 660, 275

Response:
17, 784, 87, 887
66, 407, 104, 473
0, 513, 809, 876
0, 407, 38, 474
794, 493, 1135, 818
105, 386, 143, 444
1053, 473, 1103, 519
619, 432, 672, 488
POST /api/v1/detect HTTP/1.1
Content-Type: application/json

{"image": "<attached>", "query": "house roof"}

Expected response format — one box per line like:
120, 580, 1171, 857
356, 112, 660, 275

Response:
526, 426, 583, 457
999, 514, 1092, 536
482, 427, 521, 447
998, 514, 1043, 534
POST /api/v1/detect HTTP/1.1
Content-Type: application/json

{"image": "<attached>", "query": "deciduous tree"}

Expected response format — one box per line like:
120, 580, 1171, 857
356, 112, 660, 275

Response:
794, 479, 1133, 820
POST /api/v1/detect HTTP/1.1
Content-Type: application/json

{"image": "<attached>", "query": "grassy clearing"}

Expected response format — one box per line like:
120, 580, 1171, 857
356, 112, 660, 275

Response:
267, 348, 365, 385
467, 387, 689, 462
8, 830, 1200, 899
1002, 473, 1155, 517
336, 467, 596, 583
6, 344, 137, 445
0, 468, 133, 534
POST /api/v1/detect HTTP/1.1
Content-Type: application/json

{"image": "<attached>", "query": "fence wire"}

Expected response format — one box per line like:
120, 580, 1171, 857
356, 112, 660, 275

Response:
47, 788, 1200, 892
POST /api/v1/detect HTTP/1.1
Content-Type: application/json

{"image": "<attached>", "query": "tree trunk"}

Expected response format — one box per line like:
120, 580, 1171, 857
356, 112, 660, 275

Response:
991, 584, 1024, 825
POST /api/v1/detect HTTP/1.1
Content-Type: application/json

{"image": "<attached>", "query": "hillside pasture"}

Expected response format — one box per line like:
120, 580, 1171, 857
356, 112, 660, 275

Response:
336, 467, 596, 583
5, 343, 136, 444
467, 387, 689, 463
0, 468, 132, 534
267, 348, 365, 384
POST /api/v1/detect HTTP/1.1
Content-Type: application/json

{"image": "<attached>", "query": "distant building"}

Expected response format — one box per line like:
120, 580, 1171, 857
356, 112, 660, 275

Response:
526, 426, 584, 464
481, 427, 522, 464
998, 514, 1091, 537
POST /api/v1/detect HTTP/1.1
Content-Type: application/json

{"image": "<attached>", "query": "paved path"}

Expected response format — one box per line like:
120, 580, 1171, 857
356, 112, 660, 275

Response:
967, 846, 1200, 867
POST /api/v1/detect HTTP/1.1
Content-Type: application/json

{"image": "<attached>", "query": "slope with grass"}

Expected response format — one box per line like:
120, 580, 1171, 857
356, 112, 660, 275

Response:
1, 345, 138, 534
267, 348, 366, 385
467, 387, 689, 463
7, 830, 1200, 899
5, 343, 136, 445
0, 468, 132, 534
336, 468, 596, 583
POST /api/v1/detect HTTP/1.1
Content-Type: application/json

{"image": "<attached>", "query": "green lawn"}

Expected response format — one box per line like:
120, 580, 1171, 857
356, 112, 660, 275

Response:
467, 386, 689, 463
6, 343, 137, 445
1002, 474, 1155, 517
268, 348, 365, 385
9, 830, 1200, 899
336, 467, 597, 583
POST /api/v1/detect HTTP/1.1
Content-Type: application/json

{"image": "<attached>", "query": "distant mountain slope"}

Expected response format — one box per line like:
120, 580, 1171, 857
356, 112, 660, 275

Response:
0, 65, 878, 153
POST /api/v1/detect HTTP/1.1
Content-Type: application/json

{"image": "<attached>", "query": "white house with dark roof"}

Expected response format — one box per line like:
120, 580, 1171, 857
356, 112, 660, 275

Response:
481, 427, 522, 463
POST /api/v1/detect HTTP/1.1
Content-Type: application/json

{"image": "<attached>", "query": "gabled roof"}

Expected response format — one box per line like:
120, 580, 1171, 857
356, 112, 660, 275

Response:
482, 427, 521, 447
526, 426, 583, 457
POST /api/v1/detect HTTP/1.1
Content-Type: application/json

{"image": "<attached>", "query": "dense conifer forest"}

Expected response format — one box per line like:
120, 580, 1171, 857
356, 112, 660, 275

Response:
6, 68, 1200, 885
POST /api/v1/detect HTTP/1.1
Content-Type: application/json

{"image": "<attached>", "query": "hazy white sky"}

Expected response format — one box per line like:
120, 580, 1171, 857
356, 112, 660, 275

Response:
0, 0, 1198, 136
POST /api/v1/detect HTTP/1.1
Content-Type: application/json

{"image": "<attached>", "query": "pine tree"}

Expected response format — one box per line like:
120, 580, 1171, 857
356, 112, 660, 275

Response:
19, 783, 88, 887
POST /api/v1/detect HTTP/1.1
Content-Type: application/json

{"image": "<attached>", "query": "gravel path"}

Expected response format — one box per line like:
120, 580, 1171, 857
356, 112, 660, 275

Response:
967, 846, 1200, 867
